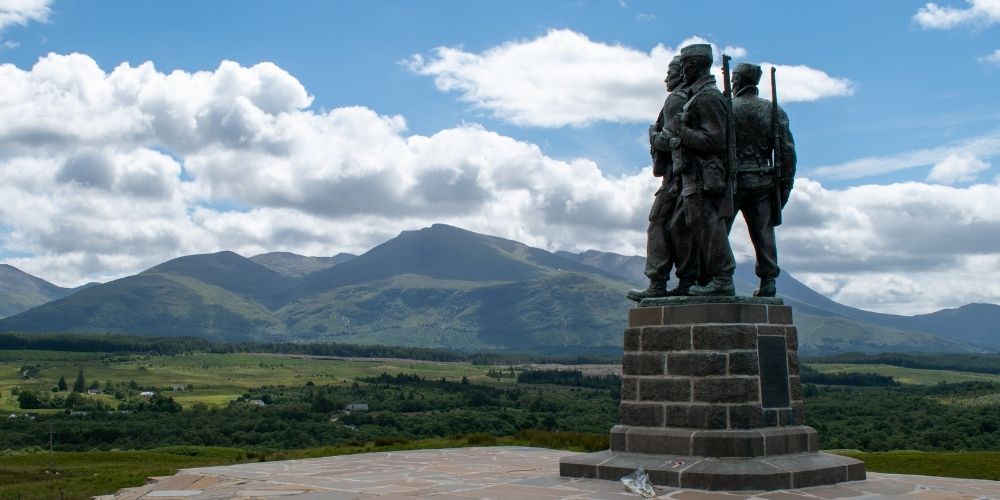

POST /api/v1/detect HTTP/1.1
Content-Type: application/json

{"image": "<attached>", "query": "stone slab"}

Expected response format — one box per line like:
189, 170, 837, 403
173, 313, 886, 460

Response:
103, 446, 999, 499
641, 296, 784, 307
561, 450, 865, 491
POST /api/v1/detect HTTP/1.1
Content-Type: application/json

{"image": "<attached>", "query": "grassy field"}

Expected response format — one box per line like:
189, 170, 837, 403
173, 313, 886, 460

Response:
0, 350, 495, 411
806, 363, 1000, 385
833, 450, 1000, 481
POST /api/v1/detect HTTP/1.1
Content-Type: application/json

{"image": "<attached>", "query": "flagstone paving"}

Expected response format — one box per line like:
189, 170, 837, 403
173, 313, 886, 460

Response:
98, 446, 1000, 499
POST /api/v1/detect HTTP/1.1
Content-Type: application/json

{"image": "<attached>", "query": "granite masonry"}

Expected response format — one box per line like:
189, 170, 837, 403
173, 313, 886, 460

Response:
560, 297, 865, 491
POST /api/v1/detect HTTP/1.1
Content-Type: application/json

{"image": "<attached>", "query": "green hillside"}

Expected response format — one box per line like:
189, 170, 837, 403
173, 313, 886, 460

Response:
0, 273, 288, 342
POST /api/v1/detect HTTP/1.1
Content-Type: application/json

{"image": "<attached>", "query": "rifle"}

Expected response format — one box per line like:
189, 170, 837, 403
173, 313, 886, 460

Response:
719, 55, 736, 218
770, 67, 783, 226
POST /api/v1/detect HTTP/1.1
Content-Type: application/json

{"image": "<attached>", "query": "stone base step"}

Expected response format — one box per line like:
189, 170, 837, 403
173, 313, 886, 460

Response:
559, 450, 865, 491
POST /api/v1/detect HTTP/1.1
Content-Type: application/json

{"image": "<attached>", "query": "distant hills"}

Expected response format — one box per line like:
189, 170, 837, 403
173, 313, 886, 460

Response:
0, 264, 97, 319
0, 224, 996, 355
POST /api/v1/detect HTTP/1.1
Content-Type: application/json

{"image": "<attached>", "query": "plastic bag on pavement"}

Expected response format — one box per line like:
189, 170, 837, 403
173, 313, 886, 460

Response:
621, 468, 656, 498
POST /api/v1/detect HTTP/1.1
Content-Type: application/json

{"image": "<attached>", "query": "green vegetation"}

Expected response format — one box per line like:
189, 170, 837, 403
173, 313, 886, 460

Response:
807, 363, 1000, 385
833, 451, 1000, 481
805, 352, 1000, 375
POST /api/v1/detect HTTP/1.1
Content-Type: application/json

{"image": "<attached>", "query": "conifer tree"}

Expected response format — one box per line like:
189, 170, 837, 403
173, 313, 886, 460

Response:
73, 367, 86, 392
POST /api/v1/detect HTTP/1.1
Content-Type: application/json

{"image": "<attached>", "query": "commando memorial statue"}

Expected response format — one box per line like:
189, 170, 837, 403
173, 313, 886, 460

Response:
565, 44, 863, 491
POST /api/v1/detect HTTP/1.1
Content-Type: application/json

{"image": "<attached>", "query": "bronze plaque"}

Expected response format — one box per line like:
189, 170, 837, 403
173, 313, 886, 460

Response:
757, 336, 790, 408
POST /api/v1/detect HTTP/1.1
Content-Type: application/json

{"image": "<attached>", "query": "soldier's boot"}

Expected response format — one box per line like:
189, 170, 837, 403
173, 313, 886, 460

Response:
753, 278, 776, 297
688, 276, 736, 297
666, 280, 696, 296
626, 281, 668, 302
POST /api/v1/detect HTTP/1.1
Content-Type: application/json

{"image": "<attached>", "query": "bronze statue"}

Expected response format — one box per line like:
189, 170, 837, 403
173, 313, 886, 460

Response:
727, 63, 797, 297
666, 44, 736, 297
627, 56, 698, 302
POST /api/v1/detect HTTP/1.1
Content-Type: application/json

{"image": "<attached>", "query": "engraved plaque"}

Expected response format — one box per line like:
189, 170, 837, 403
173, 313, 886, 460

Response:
757, 336, 790, 408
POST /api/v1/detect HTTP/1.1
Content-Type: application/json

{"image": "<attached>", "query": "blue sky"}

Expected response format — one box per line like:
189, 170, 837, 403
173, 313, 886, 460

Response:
0, 0, 998, 314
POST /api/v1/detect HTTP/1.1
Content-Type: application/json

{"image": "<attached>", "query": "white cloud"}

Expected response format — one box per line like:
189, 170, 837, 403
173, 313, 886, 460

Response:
914, 0, 1000, 29
0, 0, 50, 32
926, 153, 990, 183
777, 178, 1000, 314
980, 48, 1000, 64
811, 129, 1000, 180
2, 52, 998, 316
0, 52, 656, 287
406, 29, 852, 128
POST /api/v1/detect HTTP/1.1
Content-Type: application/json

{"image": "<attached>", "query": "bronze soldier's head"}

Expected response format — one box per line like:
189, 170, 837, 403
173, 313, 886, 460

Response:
733, 63, 763, 96
665, 55, 684, 91
679, 44, 713, 84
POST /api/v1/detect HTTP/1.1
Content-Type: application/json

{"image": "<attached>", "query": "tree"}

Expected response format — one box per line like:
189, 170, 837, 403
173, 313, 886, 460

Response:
18, 391, 42, 409
57, 375, 68, 392
73, 367, 86, 393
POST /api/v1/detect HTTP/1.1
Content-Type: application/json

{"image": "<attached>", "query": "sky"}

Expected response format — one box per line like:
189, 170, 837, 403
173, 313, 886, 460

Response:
0, 0, 998, 315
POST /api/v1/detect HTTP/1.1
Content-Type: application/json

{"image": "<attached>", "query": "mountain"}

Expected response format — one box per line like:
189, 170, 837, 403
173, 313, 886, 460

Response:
1, 225, 996, 355
0, 252, 291, 342
279, 224, 633, 350
0, 264, 95, 318
250, 252, 356, 278
558, 249, 991, 354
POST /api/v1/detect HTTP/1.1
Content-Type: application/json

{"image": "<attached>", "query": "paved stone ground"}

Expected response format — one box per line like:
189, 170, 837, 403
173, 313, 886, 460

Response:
99, 447, 1000, 500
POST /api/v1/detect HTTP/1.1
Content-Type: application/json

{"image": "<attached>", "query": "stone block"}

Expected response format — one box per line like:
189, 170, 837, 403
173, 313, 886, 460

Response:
624, 426, 696, 455
789, 376, 802, 401
620, 402, 663, 427
623, 328, 641, 351
756, 324, 786, 336
609, 425, 628, 451
665, 404, 728, 429
728, 351, 759, 375
787, 351, 800, 375
640, 326, 691, 351
761, 409, 779, 427
764, 452, 863, 488
760, 426, 816, 456
768, 305, 793, 324
629, 307, 663, 327
558, 450, 611, 479
623, 353, 664, 376
786, 326, 798, 350
692, 324, 757, 350
737, 304, 768, 323
728, 404, 763, 429
694, 378, 759, 404
691, 430, 765, 457
667, 304, 710, 324
639, 378, 691, 402
668, 353, 726, 376
792, 402, 805, 425
621, 377, 638, 401
596, 453, 677, 483
680, 458, 792, 491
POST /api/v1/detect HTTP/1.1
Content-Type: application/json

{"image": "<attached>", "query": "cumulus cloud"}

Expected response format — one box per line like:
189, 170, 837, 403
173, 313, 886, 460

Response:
980, 48, 1000, 64
926, 153, 990, 183
811, 129, 1000, 180
0, 0, 50, 32
406, 29, 852, 127
2, 51, 998, 316
913, 0, 1000, 29
0, 52, 656, 286
778, 178, 1000, 314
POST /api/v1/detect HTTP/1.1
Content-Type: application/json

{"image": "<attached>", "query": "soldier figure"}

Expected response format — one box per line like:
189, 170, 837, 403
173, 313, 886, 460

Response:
627, 56, 699, 301
668, 44, 736, 296
729, 63, 796, 297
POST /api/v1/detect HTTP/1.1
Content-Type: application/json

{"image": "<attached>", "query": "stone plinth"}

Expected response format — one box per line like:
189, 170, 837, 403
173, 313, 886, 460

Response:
560, 298, 865, 491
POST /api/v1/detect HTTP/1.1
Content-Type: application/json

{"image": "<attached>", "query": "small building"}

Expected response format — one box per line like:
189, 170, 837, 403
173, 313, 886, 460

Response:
248, 399, 267, 407
69, 410, 89, 416
139, 391, 156, 397
87, 389, 101, 395
6, 413, 16, 419
172, 385, 187, 392
344, 403, 368, 412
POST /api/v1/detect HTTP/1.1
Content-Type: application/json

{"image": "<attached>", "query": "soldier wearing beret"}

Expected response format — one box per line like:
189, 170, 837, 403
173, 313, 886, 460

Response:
668, 44, 736, 296
729, 63, 797, 297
